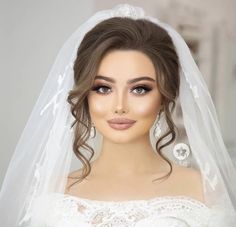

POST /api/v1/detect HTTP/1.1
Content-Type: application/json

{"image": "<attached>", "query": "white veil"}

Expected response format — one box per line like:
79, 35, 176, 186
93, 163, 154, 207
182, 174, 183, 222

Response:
0, 4, 236, 226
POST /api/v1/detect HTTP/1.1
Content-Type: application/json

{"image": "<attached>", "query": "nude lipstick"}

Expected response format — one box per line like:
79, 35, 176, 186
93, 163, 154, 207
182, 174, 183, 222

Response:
107, 118, 136, 130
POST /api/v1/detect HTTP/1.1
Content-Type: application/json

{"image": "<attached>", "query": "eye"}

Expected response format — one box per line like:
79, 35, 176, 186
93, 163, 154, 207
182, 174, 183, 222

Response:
91, 85, 111, 94
91, 84, 152, 95
131, 85, 152, 95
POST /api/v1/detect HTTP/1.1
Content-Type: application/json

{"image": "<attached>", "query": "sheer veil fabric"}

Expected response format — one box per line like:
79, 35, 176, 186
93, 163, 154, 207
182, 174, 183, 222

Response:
0, 4, 236, 226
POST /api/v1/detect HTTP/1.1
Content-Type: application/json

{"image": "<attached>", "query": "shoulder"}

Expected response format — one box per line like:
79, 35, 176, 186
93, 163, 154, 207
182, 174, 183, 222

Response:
172, 164, 202, 180
68, 169, 83, 178
65, 169, 84, 194
171, 164, 205, 203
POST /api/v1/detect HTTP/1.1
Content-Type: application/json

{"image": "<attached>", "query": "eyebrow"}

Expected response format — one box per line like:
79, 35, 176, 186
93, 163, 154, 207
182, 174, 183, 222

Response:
94, 75, 156, 84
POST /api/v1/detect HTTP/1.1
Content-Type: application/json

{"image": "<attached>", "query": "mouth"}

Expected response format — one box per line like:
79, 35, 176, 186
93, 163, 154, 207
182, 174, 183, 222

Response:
108, 122, 136, 130
107, 118, 136, 130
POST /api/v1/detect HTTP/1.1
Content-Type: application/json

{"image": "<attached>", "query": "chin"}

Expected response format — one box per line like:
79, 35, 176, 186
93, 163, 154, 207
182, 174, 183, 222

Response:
104, 132, 144, 144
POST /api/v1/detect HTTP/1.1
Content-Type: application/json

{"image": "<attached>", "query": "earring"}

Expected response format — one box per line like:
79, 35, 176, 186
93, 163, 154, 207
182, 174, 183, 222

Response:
89, 122, 96, 138
153, 111, 162, 139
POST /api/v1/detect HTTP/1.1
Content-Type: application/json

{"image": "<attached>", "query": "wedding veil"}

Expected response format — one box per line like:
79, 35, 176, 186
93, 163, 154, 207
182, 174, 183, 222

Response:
0, 4, 236, 226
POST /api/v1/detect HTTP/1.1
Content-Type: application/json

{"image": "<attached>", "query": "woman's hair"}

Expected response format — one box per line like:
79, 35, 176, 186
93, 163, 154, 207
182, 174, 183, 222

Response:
67, 17, 180, 189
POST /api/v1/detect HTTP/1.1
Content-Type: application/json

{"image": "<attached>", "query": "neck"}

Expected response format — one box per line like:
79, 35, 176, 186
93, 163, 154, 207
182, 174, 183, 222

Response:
90, 134, 167, 178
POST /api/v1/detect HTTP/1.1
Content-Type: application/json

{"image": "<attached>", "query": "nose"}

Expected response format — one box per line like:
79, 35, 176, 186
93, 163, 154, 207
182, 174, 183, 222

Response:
113, 90, 129, 114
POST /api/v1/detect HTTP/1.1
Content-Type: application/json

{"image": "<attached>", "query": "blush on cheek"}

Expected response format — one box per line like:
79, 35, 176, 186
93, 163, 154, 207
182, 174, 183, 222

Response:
88, 99, 110, 119
133, 97, 161, 118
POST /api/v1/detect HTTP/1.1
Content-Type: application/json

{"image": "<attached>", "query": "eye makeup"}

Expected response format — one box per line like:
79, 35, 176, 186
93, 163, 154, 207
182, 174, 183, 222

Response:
91, 83, 153, 95
131, 84, 153, 95
91, 84, 111, 94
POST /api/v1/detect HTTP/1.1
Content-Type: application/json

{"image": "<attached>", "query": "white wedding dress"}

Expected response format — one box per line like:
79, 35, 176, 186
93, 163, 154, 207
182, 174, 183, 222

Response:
31, 193, 223, 227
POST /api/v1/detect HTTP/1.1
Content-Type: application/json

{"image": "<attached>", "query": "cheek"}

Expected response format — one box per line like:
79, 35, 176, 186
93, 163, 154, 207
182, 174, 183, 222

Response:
132, 94, 161, 118
87, 95, 109, 118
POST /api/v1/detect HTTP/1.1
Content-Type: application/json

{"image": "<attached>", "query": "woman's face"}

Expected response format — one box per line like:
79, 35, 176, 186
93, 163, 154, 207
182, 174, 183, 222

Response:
87, 50, 162, 143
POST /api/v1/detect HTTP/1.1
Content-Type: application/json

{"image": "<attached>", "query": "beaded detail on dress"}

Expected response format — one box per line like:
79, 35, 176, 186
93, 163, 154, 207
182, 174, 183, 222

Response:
32, 193, 214, 227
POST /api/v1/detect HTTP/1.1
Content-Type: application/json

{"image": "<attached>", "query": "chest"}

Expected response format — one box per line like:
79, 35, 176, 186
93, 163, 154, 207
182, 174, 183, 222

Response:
68, 174, 179, 201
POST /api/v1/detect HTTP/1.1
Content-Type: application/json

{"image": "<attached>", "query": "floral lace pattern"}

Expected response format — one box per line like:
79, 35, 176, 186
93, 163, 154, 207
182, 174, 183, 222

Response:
33, 193, 214, 227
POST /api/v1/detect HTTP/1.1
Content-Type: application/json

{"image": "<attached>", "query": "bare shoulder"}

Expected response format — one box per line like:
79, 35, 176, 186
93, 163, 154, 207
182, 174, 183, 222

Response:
171, 163, 205, 203
65, 169, 84, 194
68, 169, 83, 178
172, 163, 202, 180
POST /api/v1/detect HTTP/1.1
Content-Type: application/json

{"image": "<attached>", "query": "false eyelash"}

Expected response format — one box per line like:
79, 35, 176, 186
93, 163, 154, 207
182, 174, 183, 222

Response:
132, 85, 152, 92
91, 85, 111, 93
91, 84, 153, 94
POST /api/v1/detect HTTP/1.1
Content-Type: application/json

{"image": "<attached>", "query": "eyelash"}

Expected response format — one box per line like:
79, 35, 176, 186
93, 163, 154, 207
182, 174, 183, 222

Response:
91, 84, 153, 95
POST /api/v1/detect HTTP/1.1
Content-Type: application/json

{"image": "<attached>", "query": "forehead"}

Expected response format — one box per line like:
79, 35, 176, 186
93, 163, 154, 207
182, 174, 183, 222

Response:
97, 50, 156, 81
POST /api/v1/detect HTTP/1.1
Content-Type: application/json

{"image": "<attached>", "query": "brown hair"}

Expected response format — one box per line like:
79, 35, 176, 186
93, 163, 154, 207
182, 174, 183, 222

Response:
67, 17, 180, 190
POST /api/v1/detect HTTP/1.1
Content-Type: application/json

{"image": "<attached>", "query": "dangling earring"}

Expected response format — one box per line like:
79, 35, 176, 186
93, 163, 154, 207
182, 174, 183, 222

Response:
153, 111, 162, 139
90, 122, 96, 138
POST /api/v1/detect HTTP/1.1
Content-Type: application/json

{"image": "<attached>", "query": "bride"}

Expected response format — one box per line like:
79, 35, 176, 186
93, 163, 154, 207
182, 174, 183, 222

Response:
0, 4, 236, 227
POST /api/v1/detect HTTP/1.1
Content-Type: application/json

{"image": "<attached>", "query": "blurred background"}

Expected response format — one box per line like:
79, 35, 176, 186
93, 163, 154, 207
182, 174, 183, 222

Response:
0, 0, 235, 186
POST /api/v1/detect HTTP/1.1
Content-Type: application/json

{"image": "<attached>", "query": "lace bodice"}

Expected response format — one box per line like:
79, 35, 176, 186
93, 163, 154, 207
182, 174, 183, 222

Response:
30, 193, 222, 227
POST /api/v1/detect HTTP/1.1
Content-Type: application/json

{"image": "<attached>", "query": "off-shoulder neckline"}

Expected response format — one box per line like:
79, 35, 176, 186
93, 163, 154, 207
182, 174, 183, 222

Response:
56, 193, 209, 209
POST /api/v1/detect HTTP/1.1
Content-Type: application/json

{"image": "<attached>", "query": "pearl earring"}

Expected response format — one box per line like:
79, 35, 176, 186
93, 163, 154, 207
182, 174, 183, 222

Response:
90, 122, 96, 138
153, 111, 162, 139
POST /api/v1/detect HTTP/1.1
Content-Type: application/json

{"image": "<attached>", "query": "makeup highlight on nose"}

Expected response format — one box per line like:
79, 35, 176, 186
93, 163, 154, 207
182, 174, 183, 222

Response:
94, 75, 156, 84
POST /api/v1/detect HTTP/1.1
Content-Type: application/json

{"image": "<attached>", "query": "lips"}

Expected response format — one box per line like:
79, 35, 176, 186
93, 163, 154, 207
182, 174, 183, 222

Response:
107, 118, 136, 130
107, 118, 136, 124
